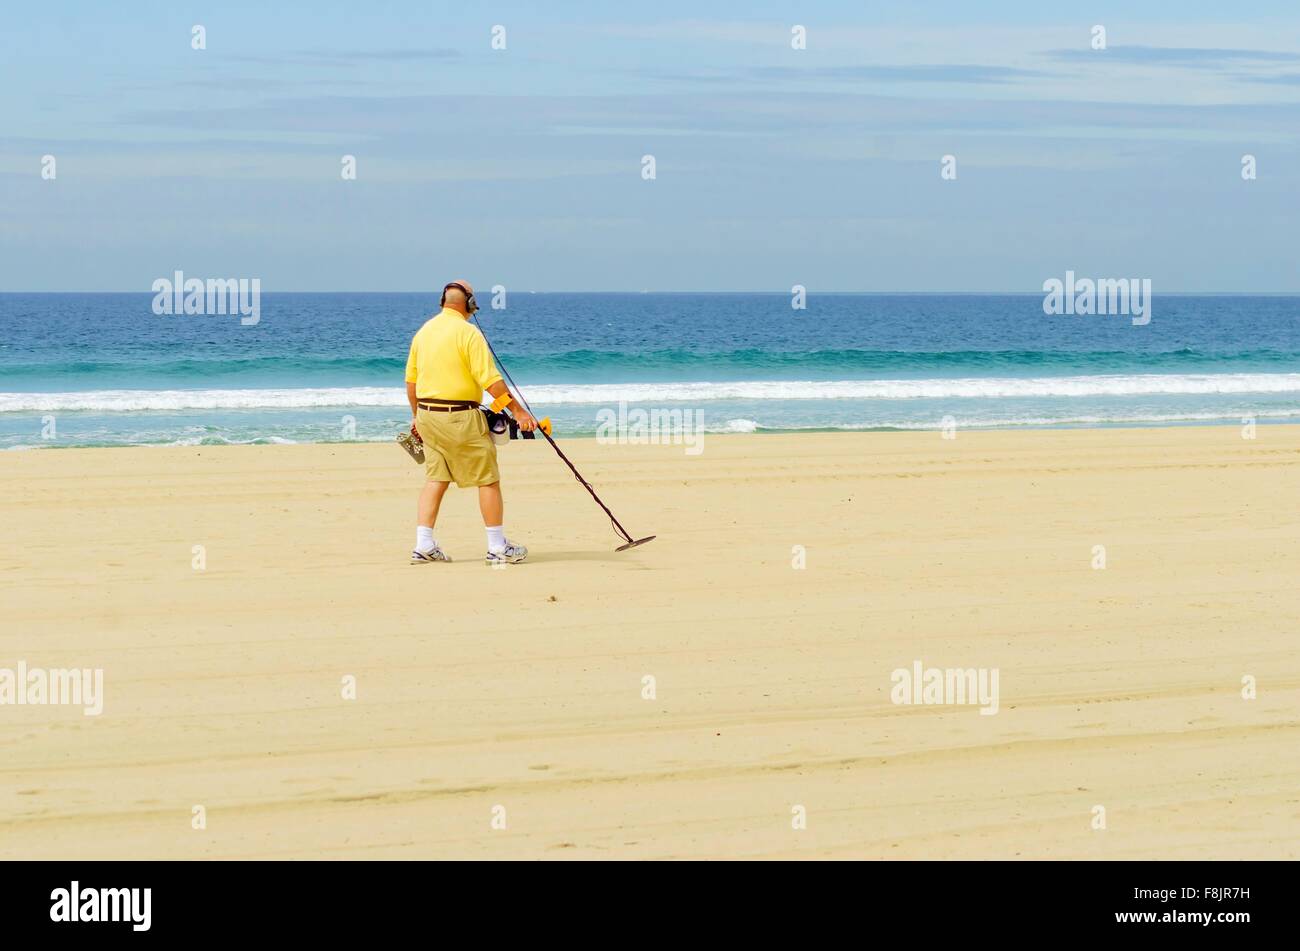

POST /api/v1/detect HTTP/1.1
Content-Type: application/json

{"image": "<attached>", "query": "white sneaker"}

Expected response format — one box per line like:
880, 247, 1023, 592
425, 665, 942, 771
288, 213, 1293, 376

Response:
485, 541, 528, 565
411, 547, 452, 564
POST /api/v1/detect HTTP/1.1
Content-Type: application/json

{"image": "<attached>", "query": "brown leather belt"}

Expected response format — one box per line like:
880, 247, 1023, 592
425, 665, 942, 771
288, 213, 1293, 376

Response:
418, 399, 479, 413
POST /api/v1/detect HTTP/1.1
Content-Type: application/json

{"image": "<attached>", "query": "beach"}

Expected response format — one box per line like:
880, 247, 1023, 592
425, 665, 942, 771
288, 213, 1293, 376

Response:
1, 425, 1297, 859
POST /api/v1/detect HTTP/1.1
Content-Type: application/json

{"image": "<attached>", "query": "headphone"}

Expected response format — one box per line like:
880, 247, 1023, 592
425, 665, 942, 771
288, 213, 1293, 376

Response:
441, 282, 479, 314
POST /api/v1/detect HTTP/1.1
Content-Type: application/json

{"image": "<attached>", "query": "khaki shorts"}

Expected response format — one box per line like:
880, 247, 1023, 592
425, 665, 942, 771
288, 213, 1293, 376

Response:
416, 407, 500, 487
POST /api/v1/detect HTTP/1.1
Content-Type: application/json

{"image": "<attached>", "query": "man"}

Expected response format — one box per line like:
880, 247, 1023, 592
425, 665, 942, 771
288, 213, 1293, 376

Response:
405, 280, 536, 565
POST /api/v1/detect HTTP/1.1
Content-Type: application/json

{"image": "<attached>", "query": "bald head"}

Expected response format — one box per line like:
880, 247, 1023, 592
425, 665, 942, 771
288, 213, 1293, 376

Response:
442, 280, 476, 314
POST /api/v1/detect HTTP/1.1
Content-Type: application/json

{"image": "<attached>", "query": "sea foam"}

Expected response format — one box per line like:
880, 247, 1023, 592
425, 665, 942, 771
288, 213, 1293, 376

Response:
4, 373, 1300, 413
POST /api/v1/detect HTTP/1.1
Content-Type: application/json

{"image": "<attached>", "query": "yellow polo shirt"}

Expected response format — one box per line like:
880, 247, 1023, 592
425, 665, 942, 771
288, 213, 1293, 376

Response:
404, 308, 503, 401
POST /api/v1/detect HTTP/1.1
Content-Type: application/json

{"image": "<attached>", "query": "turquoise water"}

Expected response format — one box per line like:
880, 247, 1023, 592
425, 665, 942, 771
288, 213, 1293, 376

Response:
1, 292, 1297, 448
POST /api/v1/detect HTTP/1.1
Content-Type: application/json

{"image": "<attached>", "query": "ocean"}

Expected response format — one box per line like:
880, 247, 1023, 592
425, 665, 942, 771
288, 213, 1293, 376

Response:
1, 292, 1298, 449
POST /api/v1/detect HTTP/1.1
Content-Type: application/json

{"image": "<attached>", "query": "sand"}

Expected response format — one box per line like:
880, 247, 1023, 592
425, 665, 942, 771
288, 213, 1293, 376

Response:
1, 426, 1298, 859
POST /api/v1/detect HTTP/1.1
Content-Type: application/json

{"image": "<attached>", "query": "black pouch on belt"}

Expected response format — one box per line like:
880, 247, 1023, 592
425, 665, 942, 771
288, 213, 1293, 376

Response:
482, 408, 519, 444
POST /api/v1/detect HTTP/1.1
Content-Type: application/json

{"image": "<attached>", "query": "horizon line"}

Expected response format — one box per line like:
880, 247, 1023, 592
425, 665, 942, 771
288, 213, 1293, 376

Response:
4, 290, 1300, 297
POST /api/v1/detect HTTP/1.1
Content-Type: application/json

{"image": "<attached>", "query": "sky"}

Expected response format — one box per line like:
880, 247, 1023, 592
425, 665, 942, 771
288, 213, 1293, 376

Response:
2, 1, 1299, 291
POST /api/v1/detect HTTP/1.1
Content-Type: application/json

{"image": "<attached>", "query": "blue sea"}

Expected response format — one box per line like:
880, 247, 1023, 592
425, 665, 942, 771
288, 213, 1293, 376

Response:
1, 292, 1298, 449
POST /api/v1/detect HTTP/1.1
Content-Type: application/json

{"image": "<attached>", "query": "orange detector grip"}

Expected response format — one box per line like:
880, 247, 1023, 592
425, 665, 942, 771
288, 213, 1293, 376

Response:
538, 417, 552, 437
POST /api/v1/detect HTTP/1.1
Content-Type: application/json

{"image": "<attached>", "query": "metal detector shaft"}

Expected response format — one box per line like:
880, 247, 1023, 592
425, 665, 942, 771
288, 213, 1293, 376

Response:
534, 425, 635, 544
472, 311, 655, 551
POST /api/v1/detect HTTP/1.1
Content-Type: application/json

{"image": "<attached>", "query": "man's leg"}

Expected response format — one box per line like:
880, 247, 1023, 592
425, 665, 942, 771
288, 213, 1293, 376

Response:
479, 481, 508, 554
414, 480, 450, 556
478, 482, 526, 562
420, 479, 451, 528
477, 481, 503, 527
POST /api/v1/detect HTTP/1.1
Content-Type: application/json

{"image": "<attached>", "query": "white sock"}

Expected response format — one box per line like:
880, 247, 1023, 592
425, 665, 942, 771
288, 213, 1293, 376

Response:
486, 525, 506, 553
415, 526, 437, 554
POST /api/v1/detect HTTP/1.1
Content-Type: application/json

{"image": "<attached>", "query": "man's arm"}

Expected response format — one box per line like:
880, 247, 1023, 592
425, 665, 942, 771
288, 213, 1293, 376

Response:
406, 381, 420, 432
467, 328, 536, 431
404, 336, 420, 433
486, 380, 537, 431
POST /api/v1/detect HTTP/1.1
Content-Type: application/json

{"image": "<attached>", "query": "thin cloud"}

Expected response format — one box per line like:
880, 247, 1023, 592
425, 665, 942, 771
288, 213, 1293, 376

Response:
1045, 45, 1300, 66
754, 64, 1047, 84
1239, 72, 1300, 85
627, 63, 1048, 87
229, 48, 460, 67
111, 91, 1300, 144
